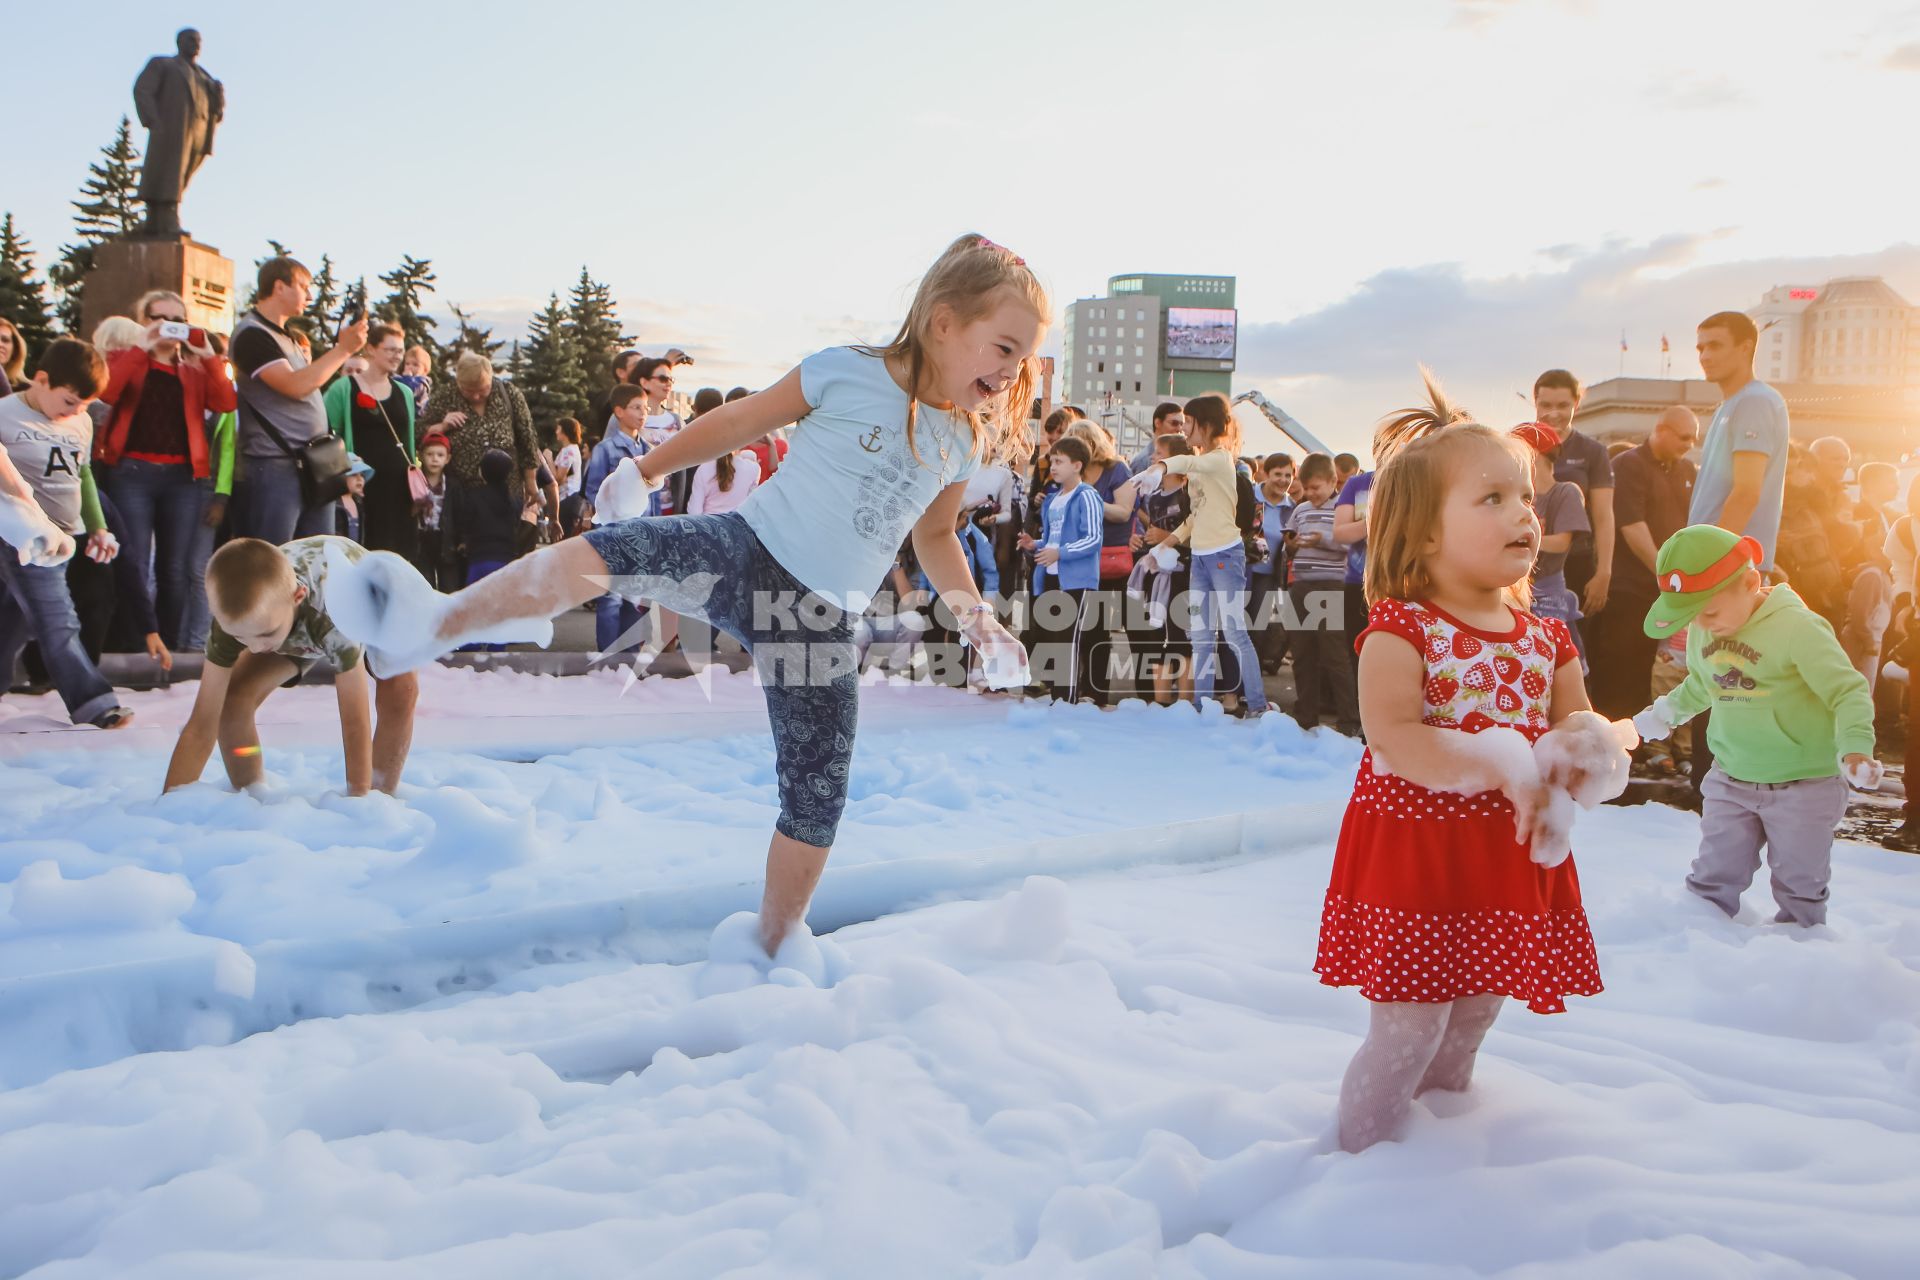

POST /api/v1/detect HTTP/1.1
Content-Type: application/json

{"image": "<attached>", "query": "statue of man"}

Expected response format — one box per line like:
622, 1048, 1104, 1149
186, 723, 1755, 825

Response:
133, 28, 225, 239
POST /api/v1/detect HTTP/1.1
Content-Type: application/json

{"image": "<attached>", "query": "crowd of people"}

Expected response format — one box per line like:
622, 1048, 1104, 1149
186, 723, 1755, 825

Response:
0, 272, 1913, 847
0, 234, 1908, 1157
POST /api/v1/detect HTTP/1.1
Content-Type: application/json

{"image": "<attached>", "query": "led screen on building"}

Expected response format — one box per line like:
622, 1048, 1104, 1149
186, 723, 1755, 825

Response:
1165, 307, 1237, 361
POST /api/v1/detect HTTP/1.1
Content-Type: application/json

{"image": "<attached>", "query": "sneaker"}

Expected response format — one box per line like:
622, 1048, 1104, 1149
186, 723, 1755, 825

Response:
1882, 822, 1920, 853
88, 706, 134, 730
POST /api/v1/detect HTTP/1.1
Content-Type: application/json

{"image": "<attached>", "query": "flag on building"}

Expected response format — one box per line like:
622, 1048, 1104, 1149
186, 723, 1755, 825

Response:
1660, 334, 1670, 353
1620, 332, 1629, 353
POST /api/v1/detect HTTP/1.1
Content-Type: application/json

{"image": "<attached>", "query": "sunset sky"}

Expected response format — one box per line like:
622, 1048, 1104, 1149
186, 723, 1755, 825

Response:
8, 0, 1920, 453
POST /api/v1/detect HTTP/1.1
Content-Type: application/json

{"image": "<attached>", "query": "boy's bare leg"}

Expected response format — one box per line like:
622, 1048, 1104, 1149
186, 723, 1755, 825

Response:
371, 672, 418, 794
437, 539, 611, 645
759, 831, 831, 954
217, 652, 299, 789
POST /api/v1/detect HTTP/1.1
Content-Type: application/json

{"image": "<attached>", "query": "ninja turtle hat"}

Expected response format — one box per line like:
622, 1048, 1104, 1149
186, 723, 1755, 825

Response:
1643, 525, 1763, 639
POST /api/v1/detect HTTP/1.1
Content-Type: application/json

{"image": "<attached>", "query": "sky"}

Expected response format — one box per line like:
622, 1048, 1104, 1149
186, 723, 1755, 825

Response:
7, 0, 1920, 454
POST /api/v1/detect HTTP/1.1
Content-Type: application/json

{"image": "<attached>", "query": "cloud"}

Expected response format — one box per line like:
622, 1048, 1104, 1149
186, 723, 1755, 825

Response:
1233, 237, 1920, 453
1644, 74, 1747, 111
1884, 41, 1920, 70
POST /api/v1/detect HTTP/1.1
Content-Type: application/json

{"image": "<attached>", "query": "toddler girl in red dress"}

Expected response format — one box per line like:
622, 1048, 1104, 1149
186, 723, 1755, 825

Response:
1315, 386, 1607, 1153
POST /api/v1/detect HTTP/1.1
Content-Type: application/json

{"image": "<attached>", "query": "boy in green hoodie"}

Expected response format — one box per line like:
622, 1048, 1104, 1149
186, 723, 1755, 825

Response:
1632, 525, 1879, 926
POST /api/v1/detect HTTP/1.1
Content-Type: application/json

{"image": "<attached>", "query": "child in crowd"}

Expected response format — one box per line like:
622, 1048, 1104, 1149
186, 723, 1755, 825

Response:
1019, 433, 1102, 703
447, 447, 540, 587
1286, 452, 1358, 735
1633, 525, 1878, 926
397, 345, 433, 411
583, 384, 661, 655
164, 536, 419, 795
322, 234, 1043, 957
411, 432, 453, 589
1316, 381, 1606, 1153
336, 453, 376, 544
1510, 422, 1589, 648
0, 338, 133, 729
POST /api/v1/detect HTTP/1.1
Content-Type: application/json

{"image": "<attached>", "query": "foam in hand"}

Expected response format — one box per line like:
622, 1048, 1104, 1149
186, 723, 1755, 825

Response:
594, 458, 665, 525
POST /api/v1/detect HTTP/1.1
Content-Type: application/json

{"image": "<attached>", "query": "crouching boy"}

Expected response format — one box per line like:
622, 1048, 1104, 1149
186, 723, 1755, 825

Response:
1633, 525, 1878, 926
164, 535, 418, 794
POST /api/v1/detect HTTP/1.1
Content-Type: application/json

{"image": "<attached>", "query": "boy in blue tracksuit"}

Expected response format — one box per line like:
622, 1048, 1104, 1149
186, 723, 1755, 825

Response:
1019, 434, 1103, 703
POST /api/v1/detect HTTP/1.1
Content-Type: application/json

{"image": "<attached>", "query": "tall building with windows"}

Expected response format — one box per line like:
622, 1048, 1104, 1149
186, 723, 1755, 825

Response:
1748, 277, 1919, 388
1061, 274, 1237, 418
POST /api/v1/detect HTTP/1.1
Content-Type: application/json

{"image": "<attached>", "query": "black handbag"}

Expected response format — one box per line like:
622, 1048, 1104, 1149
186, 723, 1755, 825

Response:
257, 412, 351, 508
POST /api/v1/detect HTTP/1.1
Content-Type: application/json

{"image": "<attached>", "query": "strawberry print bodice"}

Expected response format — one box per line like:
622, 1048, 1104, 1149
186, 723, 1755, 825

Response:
1352, 597, 1580, 819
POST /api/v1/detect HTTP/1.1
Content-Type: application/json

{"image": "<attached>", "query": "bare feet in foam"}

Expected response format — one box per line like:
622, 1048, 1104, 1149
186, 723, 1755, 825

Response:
323, 545, 554, 677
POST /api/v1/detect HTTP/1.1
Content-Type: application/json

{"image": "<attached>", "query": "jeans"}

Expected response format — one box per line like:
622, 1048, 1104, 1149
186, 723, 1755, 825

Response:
0, 543, 118, 724
1188, 543, 1266, 712
595, 594, 647, 654
584, 513, 859, 847
182, 510, 218, 650
233, 455, 337, 547
98, 458, 210, 648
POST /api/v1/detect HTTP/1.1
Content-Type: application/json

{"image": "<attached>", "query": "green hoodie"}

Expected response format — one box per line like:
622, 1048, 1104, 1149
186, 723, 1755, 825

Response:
1665, 585, 1874, 783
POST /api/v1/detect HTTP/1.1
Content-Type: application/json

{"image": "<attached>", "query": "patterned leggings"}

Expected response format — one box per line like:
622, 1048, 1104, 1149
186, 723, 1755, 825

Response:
583, 513, 859, 847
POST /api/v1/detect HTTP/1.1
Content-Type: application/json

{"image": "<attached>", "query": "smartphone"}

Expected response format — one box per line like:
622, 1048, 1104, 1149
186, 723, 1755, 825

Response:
159, 321, 194, 343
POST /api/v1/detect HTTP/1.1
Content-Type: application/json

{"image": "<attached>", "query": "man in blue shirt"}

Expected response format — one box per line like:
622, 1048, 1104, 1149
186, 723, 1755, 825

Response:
1690, 311, 1789, 569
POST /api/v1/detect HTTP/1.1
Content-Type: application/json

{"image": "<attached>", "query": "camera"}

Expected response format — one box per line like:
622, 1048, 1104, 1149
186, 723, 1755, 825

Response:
159, 320, 196, 343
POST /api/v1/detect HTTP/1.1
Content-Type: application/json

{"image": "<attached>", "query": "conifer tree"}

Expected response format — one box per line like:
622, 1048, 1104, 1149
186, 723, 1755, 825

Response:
521, 292, 590, 428
443, 304, 504, 370
49, 117, 143, 333
374, 255, 438, 355
567, 267, 632, 392
301, 254, 341, 356
0, 214, 55, 354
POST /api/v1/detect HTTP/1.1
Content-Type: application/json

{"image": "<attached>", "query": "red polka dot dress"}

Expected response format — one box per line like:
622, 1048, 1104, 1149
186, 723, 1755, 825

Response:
1313, 598, 1603, 1014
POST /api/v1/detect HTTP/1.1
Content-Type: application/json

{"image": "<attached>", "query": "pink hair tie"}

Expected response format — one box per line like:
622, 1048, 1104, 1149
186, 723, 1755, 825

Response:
978, 236, 1026, 267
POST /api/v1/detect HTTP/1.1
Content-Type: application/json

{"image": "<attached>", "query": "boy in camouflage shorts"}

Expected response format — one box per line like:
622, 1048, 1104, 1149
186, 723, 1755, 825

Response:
164, 536, 418, 794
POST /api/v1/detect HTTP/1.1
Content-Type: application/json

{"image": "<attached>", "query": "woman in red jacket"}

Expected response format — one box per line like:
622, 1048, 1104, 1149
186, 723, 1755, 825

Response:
94, 289, 238, 647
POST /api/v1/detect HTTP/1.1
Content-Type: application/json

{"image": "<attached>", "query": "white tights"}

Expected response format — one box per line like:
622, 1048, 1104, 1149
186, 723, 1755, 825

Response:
1337, 994, 1504, 1153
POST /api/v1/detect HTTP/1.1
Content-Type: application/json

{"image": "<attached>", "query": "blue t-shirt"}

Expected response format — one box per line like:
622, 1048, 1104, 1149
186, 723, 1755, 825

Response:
1336, 472, 1373, 585
1689, 380, 1789, 571
739, 346, 982, 609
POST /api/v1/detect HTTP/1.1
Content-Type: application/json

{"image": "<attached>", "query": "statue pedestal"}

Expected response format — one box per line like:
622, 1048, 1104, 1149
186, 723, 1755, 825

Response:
81, 237, 235, 341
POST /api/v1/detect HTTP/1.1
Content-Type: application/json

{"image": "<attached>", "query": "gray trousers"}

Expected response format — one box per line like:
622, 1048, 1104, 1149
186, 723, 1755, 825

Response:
1689, 767, 1848, 926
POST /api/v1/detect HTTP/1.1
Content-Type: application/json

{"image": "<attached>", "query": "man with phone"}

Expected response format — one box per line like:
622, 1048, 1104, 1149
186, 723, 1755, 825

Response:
230, 256, 366, 545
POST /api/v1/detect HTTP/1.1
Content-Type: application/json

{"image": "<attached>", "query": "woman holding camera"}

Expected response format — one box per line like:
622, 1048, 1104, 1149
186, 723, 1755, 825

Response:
94, 288, 237, 647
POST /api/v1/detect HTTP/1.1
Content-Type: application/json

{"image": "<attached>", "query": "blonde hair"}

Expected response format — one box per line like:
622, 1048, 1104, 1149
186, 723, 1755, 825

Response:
206, 538, 298, 622
862, 233, 1050, 469
91, 316, 146, 354
1363, 373, 1532, 612
1371, 366, 1472, 467
132, 289, 186, 322
0, 317, 26, 384
454, 350, 494, 392
1065, 420, 1120, 467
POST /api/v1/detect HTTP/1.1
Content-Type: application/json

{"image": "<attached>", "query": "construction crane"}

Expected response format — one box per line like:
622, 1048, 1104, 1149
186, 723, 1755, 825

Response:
1231, 390, 1335, 457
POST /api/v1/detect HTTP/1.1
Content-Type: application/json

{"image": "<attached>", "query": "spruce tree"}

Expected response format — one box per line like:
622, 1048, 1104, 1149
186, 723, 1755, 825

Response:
567, 267, 632, 392
49, 117, 143, 333
301, 254, 340, 356
0, 214, 56, 355
443, 304, 504, 370
374, 255, 438, 356
521, 293, 590, 429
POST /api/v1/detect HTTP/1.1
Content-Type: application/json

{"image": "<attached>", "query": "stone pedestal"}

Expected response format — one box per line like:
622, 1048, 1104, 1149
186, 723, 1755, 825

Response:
81, 237, 235, 341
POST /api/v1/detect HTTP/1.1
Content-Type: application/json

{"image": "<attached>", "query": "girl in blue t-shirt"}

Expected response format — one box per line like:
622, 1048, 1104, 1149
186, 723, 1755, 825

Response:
324, 235, 1048, 958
